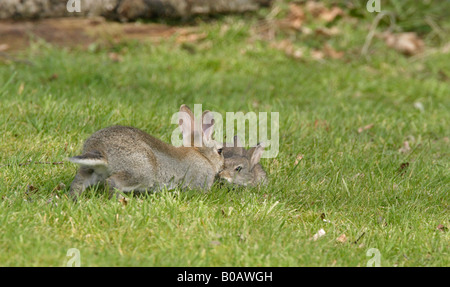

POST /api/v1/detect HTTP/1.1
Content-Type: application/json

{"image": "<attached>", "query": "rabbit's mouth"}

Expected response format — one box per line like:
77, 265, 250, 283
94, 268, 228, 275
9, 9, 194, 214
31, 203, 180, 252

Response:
216, 179, 239, 191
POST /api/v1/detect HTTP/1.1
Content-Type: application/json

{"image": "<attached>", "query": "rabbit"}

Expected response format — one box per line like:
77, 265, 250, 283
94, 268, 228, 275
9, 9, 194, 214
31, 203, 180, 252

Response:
219, 135, 267, 186
68, 105, 224, 200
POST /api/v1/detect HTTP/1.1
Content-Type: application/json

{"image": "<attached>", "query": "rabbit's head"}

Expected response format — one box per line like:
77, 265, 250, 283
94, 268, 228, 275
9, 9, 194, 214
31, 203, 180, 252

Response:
222, 135, 245, 158
219, 142, 266, 186
179, 104, 224, 173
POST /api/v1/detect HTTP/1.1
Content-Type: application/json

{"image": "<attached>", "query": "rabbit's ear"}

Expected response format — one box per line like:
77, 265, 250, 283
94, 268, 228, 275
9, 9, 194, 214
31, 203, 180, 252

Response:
179, 105, 195, 146
202, 110, 215, 143
248, 143, 265, 169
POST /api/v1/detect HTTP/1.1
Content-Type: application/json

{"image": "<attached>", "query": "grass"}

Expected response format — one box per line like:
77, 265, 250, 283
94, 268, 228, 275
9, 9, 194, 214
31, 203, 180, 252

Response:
0, 0, 449, 266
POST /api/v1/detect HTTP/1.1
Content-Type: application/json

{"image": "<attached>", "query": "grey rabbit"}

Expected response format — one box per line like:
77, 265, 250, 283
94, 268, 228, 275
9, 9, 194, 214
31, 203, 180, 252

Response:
68, 105, 224, 199
219, 135, 267, 186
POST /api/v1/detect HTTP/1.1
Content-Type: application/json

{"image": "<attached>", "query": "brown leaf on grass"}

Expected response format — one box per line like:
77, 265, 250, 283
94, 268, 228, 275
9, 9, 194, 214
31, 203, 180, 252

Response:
0, 44, 9, 52
294, 153, 304, 165
305, 1, 326, 17
315, 26, 340, 37
287, 3, 305, 30
437, 224, 448, 232
119, 197, 128, 206
399, 141, 411, 153
358, 123, 374, 133
108, 52, 123, 62
271, 39, 303, 59
27, 185, 38, 193
277, 3, 306, 31
323, 44, 344, 59
305, 1, 343, 22
398, 162, 410, 174
176, 32, 207, 44
52, 182, 66, 192
319, 6, 344, 22
311, 228, 326, 241
314, 119, 330, 131
383, 32, 425, 56
48, 74, 59, 81
311, 49, 325, 60
336, 233, 347, 243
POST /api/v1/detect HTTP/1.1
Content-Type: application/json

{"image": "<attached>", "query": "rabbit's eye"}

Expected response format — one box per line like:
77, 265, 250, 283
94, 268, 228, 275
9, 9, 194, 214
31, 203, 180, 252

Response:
217, 148, 223, 155
235, 166, 242, 172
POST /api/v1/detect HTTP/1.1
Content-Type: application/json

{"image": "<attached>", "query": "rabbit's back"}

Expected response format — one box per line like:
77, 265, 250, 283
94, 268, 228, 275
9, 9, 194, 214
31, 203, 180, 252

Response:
82, 125, 217, 189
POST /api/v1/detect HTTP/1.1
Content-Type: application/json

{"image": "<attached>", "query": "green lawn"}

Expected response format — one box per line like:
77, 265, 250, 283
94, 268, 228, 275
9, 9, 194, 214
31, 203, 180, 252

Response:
0, 0, 449, 266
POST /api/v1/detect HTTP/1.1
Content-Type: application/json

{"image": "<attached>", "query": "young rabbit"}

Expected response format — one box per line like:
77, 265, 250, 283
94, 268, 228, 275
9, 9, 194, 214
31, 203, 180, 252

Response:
220, 135, 267, 186
68, 105, 224, 199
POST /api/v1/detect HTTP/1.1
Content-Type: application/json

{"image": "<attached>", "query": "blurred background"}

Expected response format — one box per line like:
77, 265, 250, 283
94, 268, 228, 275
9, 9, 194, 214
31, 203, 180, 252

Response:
1, 0, 449, 60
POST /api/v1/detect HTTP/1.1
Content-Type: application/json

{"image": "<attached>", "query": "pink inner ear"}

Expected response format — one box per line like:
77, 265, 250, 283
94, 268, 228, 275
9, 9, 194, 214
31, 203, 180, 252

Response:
250, 144, 264, 167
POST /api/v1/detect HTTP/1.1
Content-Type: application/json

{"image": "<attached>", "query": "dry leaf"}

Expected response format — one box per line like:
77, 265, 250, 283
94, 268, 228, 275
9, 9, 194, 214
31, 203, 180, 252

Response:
294, 153, 304, 165
305, 1, 326, 17
312, 228, 326, 241
287, 3, 306, 30
27, 185, 38, 193
48, 74, 59, 81
119, 197, 128, 206
436, 224, 447, 232
271, 40, 303, 59
52, 182, 66, 191
398, 162, 410, 174
384, 32, 424, 56
399, 141, 411, 153
0, 44, 9, 52
336, 233, 347, 243
319, 6, 344, 22
311, 49, 325, 60
301, 26, 313, 35
176, 32, 207, 43
305, 1, 343, 22
358, 123, 374, 133
323, 44, 344, 59
108, 52, 123, 62
315, 26, 340, 36
313, 119, 330, 131
277, 3, 306, 31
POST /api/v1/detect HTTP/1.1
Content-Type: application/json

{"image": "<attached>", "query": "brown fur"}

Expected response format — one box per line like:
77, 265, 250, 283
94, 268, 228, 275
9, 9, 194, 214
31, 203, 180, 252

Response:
68, 105, 224, 200
220, 136, 267, 187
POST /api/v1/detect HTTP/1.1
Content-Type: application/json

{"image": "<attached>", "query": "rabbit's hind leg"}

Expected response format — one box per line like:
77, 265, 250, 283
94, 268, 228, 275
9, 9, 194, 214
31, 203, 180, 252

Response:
106, 171, 145, 199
